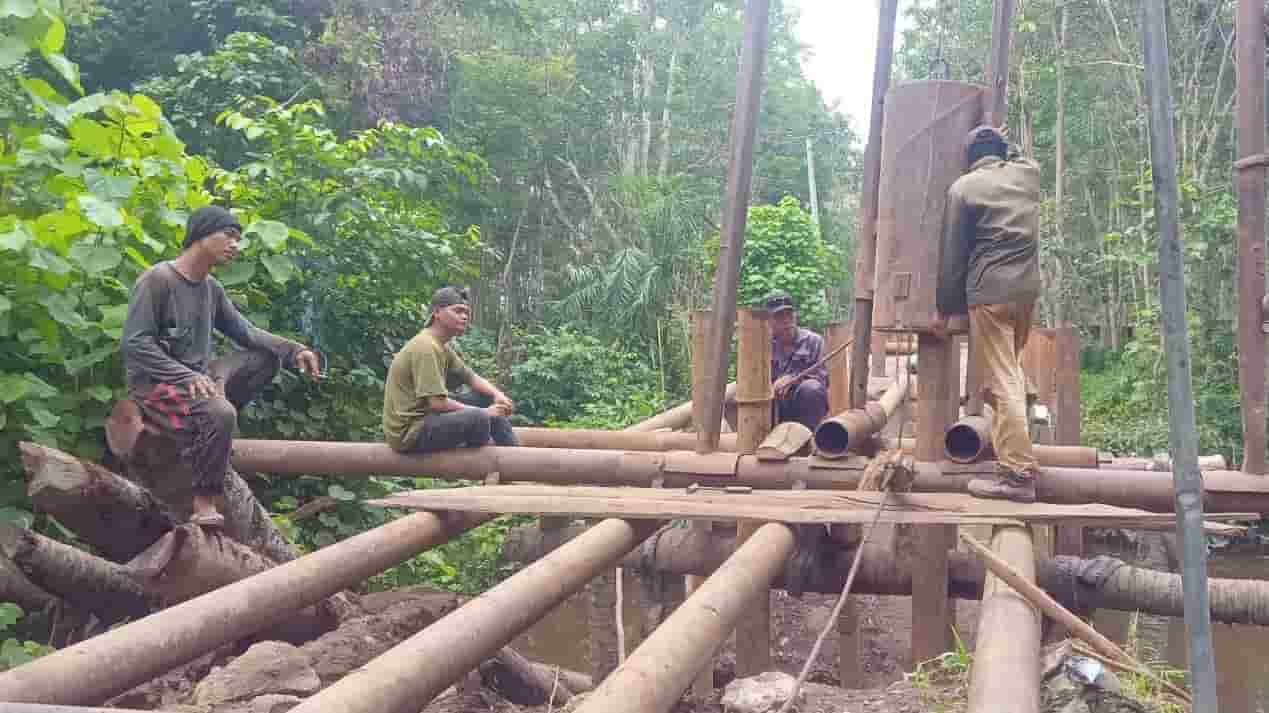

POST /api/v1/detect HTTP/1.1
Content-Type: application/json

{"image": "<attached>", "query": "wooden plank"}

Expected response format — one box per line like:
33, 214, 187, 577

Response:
368, 486, 1251, 528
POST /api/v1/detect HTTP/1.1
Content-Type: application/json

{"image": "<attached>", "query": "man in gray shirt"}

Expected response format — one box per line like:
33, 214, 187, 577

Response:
117, 206, 321, 527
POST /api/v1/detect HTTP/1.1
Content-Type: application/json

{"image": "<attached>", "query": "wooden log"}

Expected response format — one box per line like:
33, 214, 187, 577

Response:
967, 526, 1040, 713
0, 551, 90, 646
0, 522, 154, 626
480, 646, 574, 705
22, 442, 179, 563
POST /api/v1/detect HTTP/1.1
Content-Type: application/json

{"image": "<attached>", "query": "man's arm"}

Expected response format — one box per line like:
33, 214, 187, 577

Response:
805, 333, 829, 386
121, 272, 200, 386
936, 185, 972, 317
212, 282, 318, 376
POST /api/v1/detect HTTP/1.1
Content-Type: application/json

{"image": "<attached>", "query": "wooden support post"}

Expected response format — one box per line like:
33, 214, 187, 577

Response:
735, 307, 773, 677
827, 322, 851, 415
967, 526, 1041, 713
1053, 325, 1084, 558
1237, 0, 1268, 474
909, 334, 958, 665
688, 310, 716, 696
827, 320, 862, 687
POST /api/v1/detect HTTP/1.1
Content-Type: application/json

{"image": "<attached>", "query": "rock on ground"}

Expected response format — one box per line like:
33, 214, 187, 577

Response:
722, 672, 806, 713
194, 641, 320, 706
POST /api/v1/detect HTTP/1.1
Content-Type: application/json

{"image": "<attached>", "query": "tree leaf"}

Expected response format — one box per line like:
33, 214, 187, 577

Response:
87, 385, 113, 402
78, 194, 123, 228
0, 0, 36, 18
0, 34, 29, 67
68, 242, 122, 275
39, 291, 83, 326
246, 220, 288, 250
328, 484, 356, 501
27, 402, 60, 428
84, 168, 137, 201
41, 50, 80, 93
0, 223, 33, 251
216, 258, 255, 286
27, 247, 71, 274
65, 345, 115, 374
0, 294, 10, 314
38, 14, 61, 52
0, 374, 29, 403
261, 253, 295, 284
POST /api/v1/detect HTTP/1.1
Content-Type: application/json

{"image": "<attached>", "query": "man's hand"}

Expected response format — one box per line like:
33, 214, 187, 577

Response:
296, 349, 323, 381
931, 313, 950, 341
773, 374, 798, 399
491, 390, 515, 414
188, 374, 221, 400
486, 403, 512, 418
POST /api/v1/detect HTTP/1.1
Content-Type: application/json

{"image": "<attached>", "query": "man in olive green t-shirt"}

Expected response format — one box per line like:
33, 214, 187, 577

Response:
383, 287, 519, 452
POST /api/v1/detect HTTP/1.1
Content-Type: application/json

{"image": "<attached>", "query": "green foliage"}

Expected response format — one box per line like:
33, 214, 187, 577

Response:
0, 603, 54, 671
704, 196, 844, 328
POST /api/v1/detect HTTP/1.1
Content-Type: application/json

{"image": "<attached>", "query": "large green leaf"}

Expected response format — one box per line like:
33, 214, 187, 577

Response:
246, 220, 288, 250
68, 241, 122, 275
41, 50, 80, 93
0, 223, 33, 251
78, 194, 123, 228
216, 258, 255, 286
0, 0, 36, 18
261, 253, 296, 284
28, 402, 60, 428
38, 14, 61, 52
19, 76, 68, 124
0, 374, 29, 403
39, 291, 83, 326
27, 247, 72, 274
0, 35, 29, 67
0, 294, 10, 314
84, 169, 137, 202
65, 345, 115, 374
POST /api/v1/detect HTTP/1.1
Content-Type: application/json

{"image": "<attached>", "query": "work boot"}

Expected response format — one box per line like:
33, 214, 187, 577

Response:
967, 469, 1037, 504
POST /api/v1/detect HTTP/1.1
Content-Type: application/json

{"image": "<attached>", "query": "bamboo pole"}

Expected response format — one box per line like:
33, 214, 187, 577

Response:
735, 307, 773, 676
966, 526, 1040, 713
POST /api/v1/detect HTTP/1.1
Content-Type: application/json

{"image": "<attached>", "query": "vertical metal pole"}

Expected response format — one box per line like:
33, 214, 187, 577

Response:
984, 0, 1016, 126
1139, 1, 1219, 708
698, 0, 772, 453
806, 137, 820, 226
848, 0, 899, 410
1236, 0, 1268, 474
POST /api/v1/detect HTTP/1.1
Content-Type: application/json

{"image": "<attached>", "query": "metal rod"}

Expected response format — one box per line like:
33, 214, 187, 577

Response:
1140, 0, 1218, 707
699, 0, 772, 452
848, 0, 899, 410
573, 523, 796, 713
230, 440, 1269, 513
966, 526, 1040, 713
1236, 0, 1268, 474
0, 511, 488, 706
290, 519, 654, 713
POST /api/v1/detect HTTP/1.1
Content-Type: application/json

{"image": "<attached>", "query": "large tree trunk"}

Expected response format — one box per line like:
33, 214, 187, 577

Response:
22, 442, 179, 563
0, 551, 90, 646
0, 522, 154, 626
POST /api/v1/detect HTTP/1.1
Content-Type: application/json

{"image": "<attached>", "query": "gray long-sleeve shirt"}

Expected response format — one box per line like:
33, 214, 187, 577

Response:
122, 262, 303, 392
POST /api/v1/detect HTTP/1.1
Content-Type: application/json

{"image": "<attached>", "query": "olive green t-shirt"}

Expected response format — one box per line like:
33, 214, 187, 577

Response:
383, 329, 474, 451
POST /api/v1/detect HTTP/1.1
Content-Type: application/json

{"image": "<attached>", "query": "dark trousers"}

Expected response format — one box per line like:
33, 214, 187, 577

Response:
406, 390, 519, 453
130, 348, 279, 496
776, 379, 829, 432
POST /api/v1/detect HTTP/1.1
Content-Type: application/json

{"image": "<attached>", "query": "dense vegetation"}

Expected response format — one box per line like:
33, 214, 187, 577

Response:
0, 0, 1261, 654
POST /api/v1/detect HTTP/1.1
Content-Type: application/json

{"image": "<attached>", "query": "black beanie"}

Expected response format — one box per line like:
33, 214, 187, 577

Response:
183, 205, 242, 249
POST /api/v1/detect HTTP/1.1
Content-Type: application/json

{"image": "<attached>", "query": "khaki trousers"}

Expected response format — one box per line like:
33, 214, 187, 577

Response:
969, 302, 1038, 476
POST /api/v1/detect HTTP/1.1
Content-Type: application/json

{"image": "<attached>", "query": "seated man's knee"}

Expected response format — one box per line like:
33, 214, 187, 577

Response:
205, 397, 238, 434
794, 379, 827, 403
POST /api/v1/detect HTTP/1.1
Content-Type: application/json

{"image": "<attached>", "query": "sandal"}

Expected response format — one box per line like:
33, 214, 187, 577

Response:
190, 511, 225, 528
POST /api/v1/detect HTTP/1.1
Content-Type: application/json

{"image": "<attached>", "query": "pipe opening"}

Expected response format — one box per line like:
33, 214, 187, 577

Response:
814, 421, 850, 456
945, 422, 986, 464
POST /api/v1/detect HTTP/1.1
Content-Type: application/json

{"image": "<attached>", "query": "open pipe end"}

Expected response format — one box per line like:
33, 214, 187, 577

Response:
814, 421, 851, 458
945, 422, 987, 464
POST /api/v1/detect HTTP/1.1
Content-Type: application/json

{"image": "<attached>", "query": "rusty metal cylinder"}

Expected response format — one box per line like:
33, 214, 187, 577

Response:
814, 369, 909, 458
291, 519, 655, 713
945, 414, 993, 463
873, 80, 986, 333
0, 511, 488, 706
573, 523, 797, 713
967, 526, 1041, 713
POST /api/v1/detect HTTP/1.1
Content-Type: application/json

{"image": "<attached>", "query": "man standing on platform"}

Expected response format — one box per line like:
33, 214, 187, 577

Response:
934, 125, 1042, 503
765, 290, 829, 431
383, 286, 520, 453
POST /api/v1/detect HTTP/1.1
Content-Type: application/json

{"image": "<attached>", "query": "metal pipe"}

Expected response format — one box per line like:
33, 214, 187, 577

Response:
886, 436, 1101, 469
0, 511, 488, 706
573, 523, 796, 713
944, 414, 992, 464
1141, 0, 1218, 707
699, 0, 771, 452
814, 367, 909, 457
516, 428, 738, 453
967, 526, 1040, 713
848, 0, 899, 410
1236, 0, 1268, 474
290, 519, 654, 713
230, 440, 1269, 513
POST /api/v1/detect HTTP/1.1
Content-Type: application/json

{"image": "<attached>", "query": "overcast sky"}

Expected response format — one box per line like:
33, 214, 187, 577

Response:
788, 0, 913, 141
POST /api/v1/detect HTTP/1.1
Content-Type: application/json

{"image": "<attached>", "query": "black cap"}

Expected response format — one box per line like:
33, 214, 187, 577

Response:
184, 205, 242, 249
425, 286, 470, 325
764, 290, 796, 314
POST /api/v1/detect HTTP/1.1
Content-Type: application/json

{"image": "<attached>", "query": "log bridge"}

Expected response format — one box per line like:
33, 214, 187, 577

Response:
3, 2, 1267, 712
